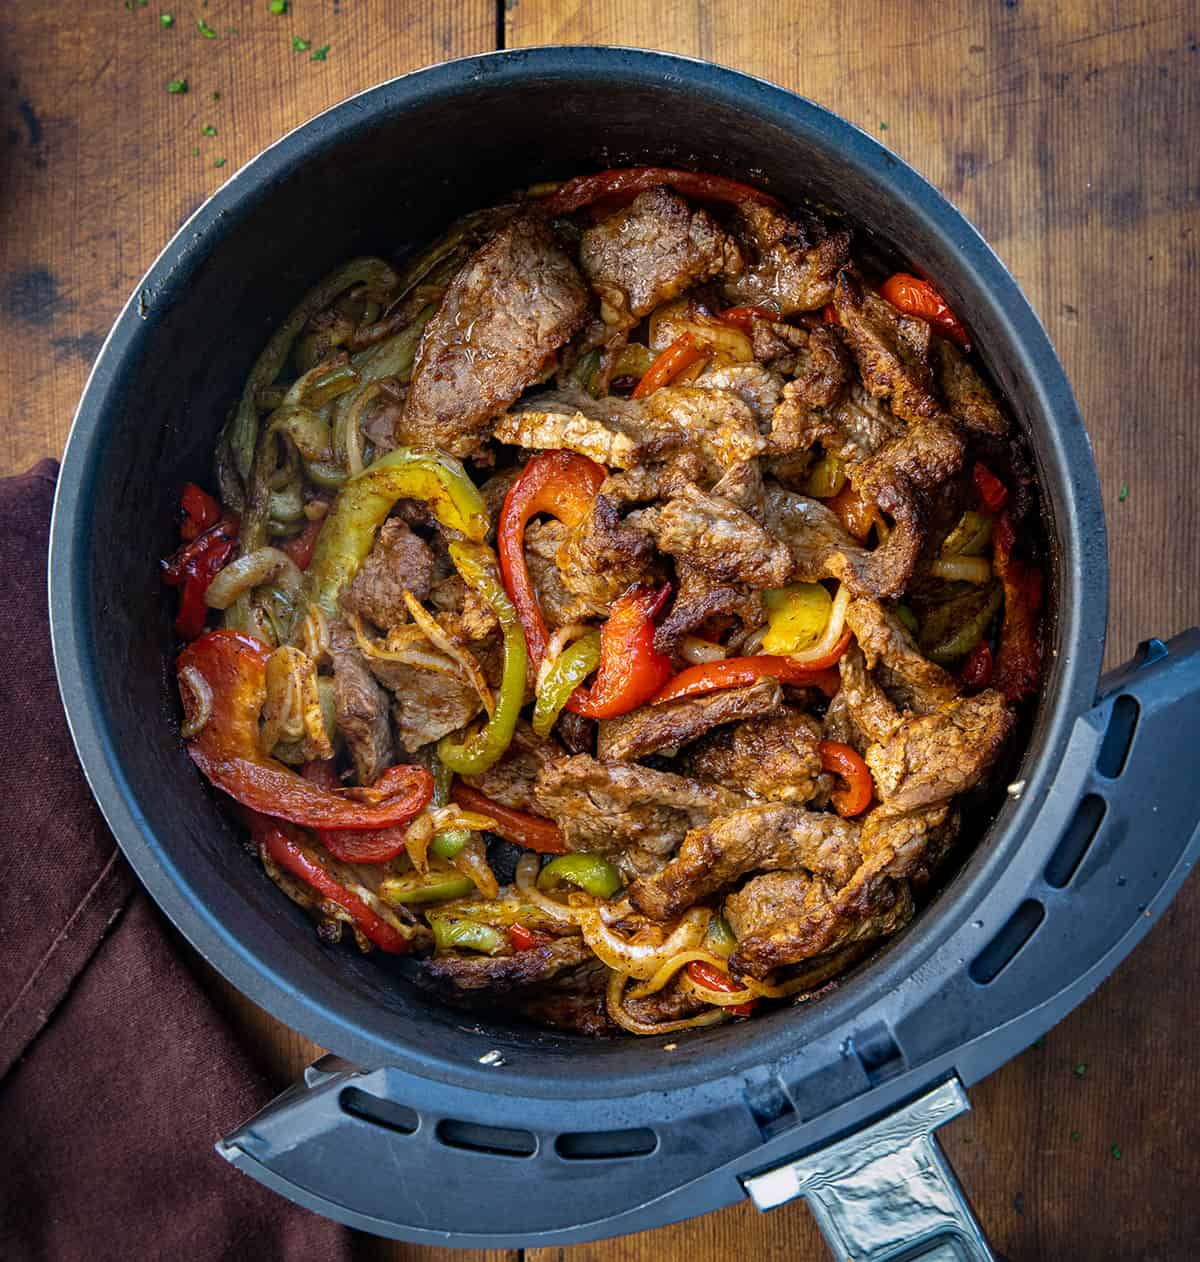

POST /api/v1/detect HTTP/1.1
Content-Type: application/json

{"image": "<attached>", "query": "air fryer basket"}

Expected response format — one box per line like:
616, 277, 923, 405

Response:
50, 48, 1200, 1258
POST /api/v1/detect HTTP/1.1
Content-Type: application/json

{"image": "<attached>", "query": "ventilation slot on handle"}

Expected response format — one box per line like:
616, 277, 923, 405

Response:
969, 899, 1045, 985
339, 1087, 418, 1135
555, 1128, 658, 1160
1044, 793, 1107, 888
1097, 694, 1139, 778
435, 1118, 537, 1158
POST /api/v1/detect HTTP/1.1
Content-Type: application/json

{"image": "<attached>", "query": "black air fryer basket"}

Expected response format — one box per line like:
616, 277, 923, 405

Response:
49, 49, 1200, 1260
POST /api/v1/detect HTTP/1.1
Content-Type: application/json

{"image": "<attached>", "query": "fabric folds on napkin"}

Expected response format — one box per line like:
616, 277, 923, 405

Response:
0, 461, 353, 1262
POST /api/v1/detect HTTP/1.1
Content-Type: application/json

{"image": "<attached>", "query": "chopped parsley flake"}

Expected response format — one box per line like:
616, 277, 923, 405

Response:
214, 157, 227, 168
879, 121, 889, 130
1119, 482, 1129, 502
212, 90, 221, 100
270, 0, 288, 12
1032, 1037, 1045, 1050
202, 124, 217, 136
160, 12, 174, 26
293, 36, 311, 51
227, 27, 238, 34
167, 78, 188, 94
198, 17, 217, 37
1110, 1144, 1121, 1160
311, 44, 330, 61
1070, 1130, 1081, 1142
1073, 1062, 1088, 1078
192, 146, 200, 156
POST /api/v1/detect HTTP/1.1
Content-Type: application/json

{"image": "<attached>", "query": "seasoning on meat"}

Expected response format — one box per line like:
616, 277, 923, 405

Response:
683, 711, 825, 802
339, 516, 435, 628
328, 618, 394, 785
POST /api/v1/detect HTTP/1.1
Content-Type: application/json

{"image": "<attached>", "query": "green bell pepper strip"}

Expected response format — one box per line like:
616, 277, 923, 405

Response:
427, 756, 472, 860
379, 874, 476, 905
919, 581, 1004, 665
531, 631, 601, 738
703, 914, 737, 959
537, 853, 622, 900
429, 915, 507, 955
437, 542, 527, 776
304, 448, 489, 620
894, 604, 920, 637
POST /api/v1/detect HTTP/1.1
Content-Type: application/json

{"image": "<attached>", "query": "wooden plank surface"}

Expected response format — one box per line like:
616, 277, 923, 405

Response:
3, 2, 1199, 1258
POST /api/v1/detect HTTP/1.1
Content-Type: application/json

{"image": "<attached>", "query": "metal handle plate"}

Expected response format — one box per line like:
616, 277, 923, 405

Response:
742, 1079, 993, 1262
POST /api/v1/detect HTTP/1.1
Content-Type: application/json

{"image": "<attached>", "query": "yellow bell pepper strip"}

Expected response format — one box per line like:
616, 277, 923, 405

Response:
305, 447, 489, 619
450, 784, 566, 854
566, 584, 675, 719
243, 810, 413, 954
531, 630, 602, 738
178, 630, 433, 830
429, 915, 507, 955
761, 583, 834, 657
497, 449, 607, 675
380, 873, 477, 905
819, 740, 874, 817
802, 453, 846, 499
537, 853, 622, 900
437, 542, 527, 776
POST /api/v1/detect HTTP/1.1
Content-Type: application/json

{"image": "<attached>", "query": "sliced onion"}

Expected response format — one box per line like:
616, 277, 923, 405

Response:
351, 616, 467, 679
679, 635, 727, 665
626, 948, 729, 999
205, 547, 302, 610
451, 834, 500, 899
927, 555, 993, 584
605, 970, 730, 1035
787, 582, 851, 665
581, 906, 712, 980
178, 664, 213, 739
402, 592, 494, 717
678, 972, 756, 1007
741, 626, 767, 655
535, 622, 594, 693
297, 602, 330, 666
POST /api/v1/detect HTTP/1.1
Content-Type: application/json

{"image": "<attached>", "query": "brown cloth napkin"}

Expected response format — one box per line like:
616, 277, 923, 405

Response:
0, 461, 354, 1262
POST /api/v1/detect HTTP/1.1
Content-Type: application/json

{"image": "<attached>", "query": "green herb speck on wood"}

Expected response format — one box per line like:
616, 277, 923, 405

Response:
159, 12, 174, 26
1070, 1130, 1081, 1142
191, 146, 200, 156
1119, 482, 1129, 502
202, 124, 217, 136
270, 0, 288, 12
167, 78, 188, 94
212, 90, 221, 100
198, 17, 217, 37
1073, 1062, 1088, 1078
214, 157, 227, 168
311, 44, 330, 61
293, 36, 311, 51
879, 121, 889, 130
1110, 1144, 1121, 1160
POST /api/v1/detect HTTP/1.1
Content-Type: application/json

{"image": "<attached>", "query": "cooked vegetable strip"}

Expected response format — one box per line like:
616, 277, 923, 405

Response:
429, 915, 507, 955
879, 272, 970, 350
428, 756, 473, 860
180, 483, 221, 540
685, 960, 756, 1015
538, 165, 781, 215
973, 461, 1009, 513
567, 584, 675, 719
653, 655, 843, 704
819, 740, 874, 817
381, 873, 477, 905
716, 304, 777, 330
305, 447, 489, 619
497, 449, 607, 672
177, 630, 432, 829
450, 784, 566, 854
246, 812, 414, 953
538, 853, 622, 899
630, 332, 705, 398
992, 511, 1044, 702
438, 543, 527, 775
161, 515, 238, 640
532, 630, 601, 737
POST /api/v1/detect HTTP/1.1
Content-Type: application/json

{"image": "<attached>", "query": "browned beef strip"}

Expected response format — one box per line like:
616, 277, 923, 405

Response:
461, 721, 561, 812
366, 654, 483, 752
597, 678, 785, 762
750, 316, 810, 363
523, 518, 602, 625
845, 598, 960, 714
932, 337, 1008, 438
399, 215, 591, 458
555, 490, 657, 612
416, 934, 592, 999
683, 711, 825, 802
831, 270, 942, 424
637, 480, 795, 590
533, 754, 747, 874
722, 201, 851, 315
693, 362, 785, 424
339, 517, 434, 630
327, 619, 394, 785
628, 802, 862, 921
494, 388, 649, 468
770, 380, 902, 465
652, 561, 766, 658
621, 981, 709, 1025
580, 186, 743, 326
830, 643, 905, 749
639, 386, 767, 478
516, 960, 614, 1035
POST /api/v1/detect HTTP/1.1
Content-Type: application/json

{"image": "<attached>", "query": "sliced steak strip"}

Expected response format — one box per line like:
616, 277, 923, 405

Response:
693, 362, 786, 424
417, 934, 592, 999
494, 388, 650, 468
597, 678, 785, 762
770, 380, 902, 466
933, 337, 1008, 438
845, 597, 960, 714
555, 491, 657, 612
399, 215, 591, 458
580, 186, 743, 327
683, 711, 825, 802
722, 201, 851, 315
339, 516, 435, 630
629, 802, 862, 921
327, 619, 394, 785
366, 654, 483, 753
461, 721, 562, 811
524, 518, 603, 624
652, 561, 766, 658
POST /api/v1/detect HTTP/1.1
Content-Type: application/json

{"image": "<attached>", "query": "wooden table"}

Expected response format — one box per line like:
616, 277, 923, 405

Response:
3, 2, 1197, 1257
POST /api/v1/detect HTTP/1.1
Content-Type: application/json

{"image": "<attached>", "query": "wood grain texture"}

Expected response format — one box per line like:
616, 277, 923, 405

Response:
3, 1, 1199, 1258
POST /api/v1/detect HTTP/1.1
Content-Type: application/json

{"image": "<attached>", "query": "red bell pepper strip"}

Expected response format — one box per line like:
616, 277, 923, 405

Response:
180, 482, 222, 541
509, 922, 552, 952
498, 449, 607, 674
991, 512, 1044, 702
818, 740, 874, 817
162, 516, 239, 640
177, 630, 433, 830
972, 461, 1009, 514
450, 783, 566, 854
300, 761, 409, 864
826, 481, 880, 543
161, 515, 240, 587
243, 811, 411, 953
538, 166, 781, 216
822, 303, 838, 325
281, 514, 326, 571
566, 584, 674, 719
958, 640, 995, 692
879, 272, 971, 350
630, 332, 705, 399
652, 656, 842, 705
716, 305, 777, 331
686, 960, 755, 1016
